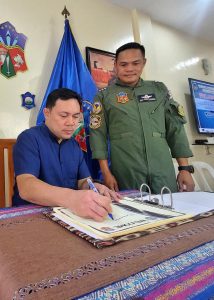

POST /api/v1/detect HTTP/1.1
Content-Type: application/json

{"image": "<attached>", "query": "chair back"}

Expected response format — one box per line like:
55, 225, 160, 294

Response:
0, 139, 16, 207
192, 161, 214, 192
173, 161, 201, 191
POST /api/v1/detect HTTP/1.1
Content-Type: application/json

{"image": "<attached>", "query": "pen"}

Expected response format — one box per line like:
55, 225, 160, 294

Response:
86, 178, 114, 220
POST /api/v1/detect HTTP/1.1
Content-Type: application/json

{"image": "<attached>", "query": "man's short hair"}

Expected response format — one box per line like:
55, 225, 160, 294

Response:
116, 42, 145, 60
46, 88, 82, 109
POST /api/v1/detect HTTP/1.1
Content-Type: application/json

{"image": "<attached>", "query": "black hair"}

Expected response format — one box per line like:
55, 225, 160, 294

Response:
46, 88, 82, 109
115, 42, 145, 60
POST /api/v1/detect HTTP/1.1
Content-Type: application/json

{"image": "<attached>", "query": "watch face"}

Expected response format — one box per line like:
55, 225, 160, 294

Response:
188, 165, 194, 173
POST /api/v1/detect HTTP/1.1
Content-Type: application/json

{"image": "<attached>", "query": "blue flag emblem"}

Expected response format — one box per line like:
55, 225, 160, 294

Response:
36, 19, 99, 177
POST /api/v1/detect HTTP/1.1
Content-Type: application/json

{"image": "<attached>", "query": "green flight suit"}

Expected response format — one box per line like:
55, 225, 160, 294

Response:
89, 79, 193, 193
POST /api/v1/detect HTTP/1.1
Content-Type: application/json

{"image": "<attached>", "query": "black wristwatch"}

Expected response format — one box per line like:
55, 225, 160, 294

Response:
178, 165, 194, 173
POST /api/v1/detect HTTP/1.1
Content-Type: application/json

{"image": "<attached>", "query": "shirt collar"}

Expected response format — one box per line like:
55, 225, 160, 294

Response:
115, 78, 143, 88
41, 123, 65, 144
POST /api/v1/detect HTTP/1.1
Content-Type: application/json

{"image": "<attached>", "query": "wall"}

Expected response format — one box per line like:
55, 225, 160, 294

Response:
154, 23, 214, 167
0, 0, 133, 137
137, 12, 214, 169
1, 1, 214, 170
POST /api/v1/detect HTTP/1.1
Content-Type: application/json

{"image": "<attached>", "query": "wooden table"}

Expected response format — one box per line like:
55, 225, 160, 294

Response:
0, 205, 213, 300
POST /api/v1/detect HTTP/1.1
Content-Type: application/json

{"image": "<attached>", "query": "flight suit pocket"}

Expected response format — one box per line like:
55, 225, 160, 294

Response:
152, 132, 166, 138
108, 102, 129, 115
110, 131, 133, 141
149, 104, 166, 132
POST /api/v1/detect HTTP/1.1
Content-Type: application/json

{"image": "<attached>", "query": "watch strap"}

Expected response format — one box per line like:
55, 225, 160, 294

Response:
178, 165, 194, 173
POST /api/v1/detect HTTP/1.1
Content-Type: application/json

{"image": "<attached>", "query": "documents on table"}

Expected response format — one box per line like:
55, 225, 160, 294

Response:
53, 197, 191, 240
133, 191, 214, 215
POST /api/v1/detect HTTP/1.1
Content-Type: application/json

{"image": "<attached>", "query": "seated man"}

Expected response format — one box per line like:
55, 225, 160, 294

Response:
13, 88, 120, 221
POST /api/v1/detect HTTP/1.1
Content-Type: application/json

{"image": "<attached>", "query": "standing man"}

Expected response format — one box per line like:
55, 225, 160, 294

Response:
89, 42, 195, 193
13, 88, 120, 221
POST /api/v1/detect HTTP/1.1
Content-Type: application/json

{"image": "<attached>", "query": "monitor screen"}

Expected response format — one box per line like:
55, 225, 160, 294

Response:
188, 78, 214, 134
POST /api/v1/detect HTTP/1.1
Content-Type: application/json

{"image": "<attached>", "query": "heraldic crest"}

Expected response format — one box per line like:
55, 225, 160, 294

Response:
0, 21, 27, 78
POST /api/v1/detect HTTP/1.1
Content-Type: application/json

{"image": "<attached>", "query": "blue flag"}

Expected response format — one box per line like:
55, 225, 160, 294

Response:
36, 19, 99, 177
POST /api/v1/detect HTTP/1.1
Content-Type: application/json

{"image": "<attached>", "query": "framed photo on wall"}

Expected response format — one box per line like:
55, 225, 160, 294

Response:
86, 47, 116, 89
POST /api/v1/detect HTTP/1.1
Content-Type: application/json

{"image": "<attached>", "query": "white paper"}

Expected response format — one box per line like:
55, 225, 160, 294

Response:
130, 191, 214, 215
53, 198, 186, 239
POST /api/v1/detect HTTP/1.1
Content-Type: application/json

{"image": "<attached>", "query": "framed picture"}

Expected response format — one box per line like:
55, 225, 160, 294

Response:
86, 47, 116, 89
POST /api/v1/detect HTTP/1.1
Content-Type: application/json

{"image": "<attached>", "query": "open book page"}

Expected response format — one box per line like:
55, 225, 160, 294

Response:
53, 198, 191, 240
129, 191, 214, 215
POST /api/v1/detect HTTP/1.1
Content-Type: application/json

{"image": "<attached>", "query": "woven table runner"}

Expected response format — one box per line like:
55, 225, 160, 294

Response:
0, 212, 213, 300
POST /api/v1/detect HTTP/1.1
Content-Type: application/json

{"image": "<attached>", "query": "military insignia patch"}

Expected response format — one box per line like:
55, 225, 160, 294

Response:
90, 114, 101, 129
117, 92, 129, 103
0, 21, 27, 78
177, 105, 185, 117
21, 92, 35, 110
93, 101, 102, 114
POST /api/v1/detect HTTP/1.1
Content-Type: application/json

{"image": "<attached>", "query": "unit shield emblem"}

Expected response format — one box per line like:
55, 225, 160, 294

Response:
0, 21, 27, 78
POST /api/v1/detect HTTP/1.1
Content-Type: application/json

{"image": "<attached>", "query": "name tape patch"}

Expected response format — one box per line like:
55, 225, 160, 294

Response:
138, 94, 156, 102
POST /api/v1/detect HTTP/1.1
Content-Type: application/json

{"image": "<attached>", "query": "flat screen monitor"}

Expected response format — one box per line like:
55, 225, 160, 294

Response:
188, 78, 214, 134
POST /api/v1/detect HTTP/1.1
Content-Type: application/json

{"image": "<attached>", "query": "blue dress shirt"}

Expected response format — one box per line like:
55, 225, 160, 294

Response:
13, 124, 90, 206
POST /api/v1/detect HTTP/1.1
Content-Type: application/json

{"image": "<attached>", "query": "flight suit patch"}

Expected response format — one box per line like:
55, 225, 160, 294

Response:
117, 92, 129, 103
90, 114, 101, 129
177, 105, 185, 117
138, 94, 156, 102
93, 101, 102, 114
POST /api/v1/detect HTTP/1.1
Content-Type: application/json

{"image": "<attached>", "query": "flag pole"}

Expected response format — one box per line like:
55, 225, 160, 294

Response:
61, 6, 70, 19
37, 5, 99, 178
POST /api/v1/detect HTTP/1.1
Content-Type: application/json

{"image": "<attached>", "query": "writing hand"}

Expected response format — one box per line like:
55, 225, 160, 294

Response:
94, 182, 121, 202
66, 190, 113, 222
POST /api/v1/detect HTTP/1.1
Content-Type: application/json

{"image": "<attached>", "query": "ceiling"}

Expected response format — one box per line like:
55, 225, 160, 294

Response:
108, 0, 214, 43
